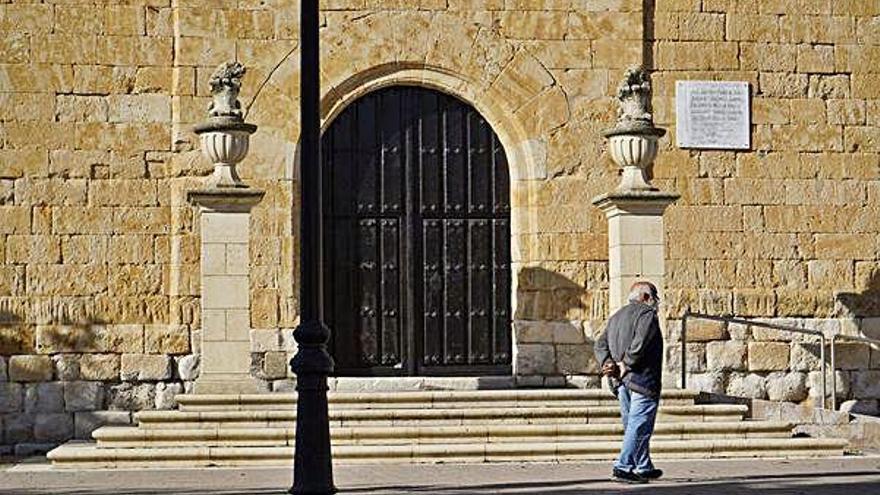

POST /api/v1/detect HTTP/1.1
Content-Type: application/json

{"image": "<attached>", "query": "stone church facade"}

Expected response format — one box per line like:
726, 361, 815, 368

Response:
2, 0, 880, 451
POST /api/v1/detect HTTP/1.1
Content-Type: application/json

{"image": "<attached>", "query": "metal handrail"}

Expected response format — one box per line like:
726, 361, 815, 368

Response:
830, 333, 880, 410
682, 311, 828, 409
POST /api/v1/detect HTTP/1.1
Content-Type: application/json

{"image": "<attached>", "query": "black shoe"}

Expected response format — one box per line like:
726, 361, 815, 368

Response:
637, 468, 663, 480
612, 468, 648, 484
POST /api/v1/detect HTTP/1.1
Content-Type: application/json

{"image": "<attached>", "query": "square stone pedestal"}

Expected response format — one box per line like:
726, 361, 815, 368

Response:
188, 188, 265, 394
593, 190, 679, 312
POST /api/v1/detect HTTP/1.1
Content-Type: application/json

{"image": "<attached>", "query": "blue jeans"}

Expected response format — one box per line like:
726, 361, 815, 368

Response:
613, 384, 659, 474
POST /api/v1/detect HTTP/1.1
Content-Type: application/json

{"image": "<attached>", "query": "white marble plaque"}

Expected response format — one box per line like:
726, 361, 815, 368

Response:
676, 81, 750, 150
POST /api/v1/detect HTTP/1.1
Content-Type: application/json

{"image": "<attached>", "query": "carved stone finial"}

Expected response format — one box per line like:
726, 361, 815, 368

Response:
194, 61, 257, 189
613, 66, 655, 132
207, 62, 247, 120
603, 67, 666, 192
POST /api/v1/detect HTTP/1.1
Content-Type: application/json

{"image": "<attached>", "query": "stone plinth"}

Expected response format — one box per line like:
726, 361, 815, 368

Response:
593, 190, 679, 312
188, 188, 265, 394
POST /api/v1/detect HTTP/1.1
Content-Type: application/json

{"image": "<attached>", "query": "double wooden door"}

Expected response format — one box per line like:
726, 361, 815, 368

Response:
322, 86, 511, 376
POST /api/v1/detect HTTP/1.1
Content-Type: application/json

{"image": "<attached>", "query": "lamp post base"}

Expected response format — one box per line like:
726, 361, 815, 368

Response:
289, 372, 336, 495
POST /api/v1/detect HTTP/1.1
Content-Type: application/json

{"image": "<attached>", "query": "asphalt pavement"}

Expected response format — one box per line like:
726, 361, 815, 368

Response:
2, 456, 880, 494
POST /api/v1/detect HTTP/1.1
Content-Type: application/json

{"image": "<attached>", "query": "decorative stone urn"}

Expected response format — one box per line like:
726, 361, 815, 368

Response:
603, 67, 666, 192
193, 62, 257, 188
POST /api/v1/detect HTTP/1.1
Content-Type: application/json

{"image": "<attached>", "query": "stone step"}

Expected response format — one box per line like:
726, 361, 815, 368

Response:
176, 389, 699, 412
48, 437, 848, 468
91, 421, 796, 448
134, 404, 748, 429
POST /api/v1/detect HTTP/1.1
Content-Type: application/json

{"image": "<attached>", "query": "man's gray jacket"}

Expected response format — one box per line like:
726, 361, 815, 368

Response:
593, 301, 664, 398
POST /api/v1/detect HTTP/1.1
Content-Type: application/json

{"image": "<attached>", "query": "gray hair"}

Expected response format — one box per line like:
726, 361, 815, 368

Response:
628, 281, 659, 306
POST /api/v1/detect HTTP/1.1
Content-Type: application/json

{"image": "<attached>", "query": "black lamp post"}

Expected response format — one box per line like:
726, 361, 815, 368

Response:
289, 1, 336, 494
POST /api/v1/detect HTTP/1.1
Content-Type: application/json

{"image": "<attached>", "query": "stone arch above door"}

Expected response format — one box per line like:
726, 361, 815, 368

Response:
314, 12, 569, 183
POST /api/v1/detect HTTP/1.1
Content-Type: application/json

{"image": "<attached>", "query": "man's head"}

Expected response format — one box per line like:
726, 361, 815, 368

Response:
628, 281, 659, 308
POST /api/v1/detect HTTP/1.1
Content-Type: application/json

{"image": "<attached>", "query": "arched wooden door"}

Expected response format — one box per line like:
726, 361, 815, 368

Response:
322, 86, 511, 376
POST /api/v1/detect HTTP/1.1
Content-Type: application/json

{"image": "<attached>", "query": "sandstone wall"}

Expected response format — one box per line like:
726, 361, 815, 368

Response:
652, 0, 880, 414
0, 0, 301, 452
0, 0, 642, 451
2, 0, 880, 452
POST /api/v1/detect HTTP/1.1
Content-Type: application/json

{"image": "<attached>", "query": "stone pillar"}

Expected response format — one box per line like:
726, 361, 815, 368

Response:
593, 191, 678, 312
594, 67, 679, 313
188, 189, 265, 394
187, 62, 263, 394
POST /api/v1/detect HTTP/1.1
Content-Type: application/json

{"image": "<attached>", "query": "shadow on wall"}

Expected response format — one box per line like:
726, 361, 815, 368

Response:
0, 304, 104, 356
0, 300, 106, 355
514, 267, 607, 384
837, 269, 880, 335
0, 305, 27, 355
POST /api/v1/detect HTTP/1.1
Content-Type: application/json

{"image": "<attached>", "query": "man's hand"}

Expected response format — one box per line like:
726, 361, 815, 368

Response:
616, 361, 628, 378
602, 361, 619, 378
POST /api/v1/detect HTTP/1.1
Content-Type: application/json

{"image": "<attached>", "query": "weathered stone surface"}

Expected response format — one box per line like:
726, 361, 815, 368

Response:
748, 342, 791, 371
751, 323, 813, 343
154, 382, 182, 410
556, 344, 599, 375
175, 354, 200, 381
36, 324, 143, 354
5, 235, 62, 263
684, 319, 730, 342
566, 375, 602, 389
4, 413, 33, 444
24, 382, 64, 413
33, 413, 74, 442
733, 290, 776, 316
80, 354, 119, 381
727, 373, 768, 399
515, 344, 556, 375
73, 411, 132, 439
514, 321, 554, 344
515, 320, 586, 344
107, 383, 155, 411
261, 351, 288, 380
706, 341, 748, 371
852, 370, 880, 399
790, 342, 822, 371
144, 325, 190, 355
839, 399, 880, 416
52, 355, 81, 381
272, 379, 297, 393
63, 381, 104, 412
550, 321, 587, 344
687, 372, 726, 394
0, 383, 23, 413
26, 265, 107, 296
808, 370, 849, 402
0, 356, 6, 381
666, 343, 707, 373
107, 94, 171, 123
120, 354, 171, 381
766, 371, 808, 402
834, 342, 871, 370
250, 329, 282, 352
9, 355, 54, 382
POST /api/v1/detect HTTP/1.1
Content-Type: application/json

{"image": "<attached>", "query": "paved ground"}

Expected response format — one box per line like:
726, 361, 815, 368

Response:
2, 456, 880, 494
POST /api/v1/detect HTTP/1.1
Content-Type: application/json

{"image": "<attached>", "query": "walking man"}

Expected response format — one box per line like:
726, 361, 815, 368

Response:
594, 281, 664, 484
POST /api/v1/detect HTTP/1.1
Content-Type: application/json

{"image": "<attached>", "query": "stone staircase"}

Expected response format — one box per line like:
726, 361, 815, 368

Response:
47, 389, 848, 468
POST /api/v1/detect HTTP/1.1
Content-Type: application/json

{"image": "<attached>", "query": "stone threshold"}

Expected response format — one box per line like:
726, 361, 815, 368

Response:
320, 375, 613, 392
326, 376, 517, 392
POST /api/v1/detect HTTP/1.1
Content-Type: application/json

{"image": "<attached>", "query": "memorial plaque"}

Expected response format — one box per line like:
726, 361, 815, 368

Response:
676, 81, 750, 150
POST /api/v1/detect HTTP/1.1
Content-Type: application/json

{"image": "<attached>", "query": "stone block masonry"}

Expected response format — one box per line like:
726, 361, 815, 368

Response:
1, 0, 880, 451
